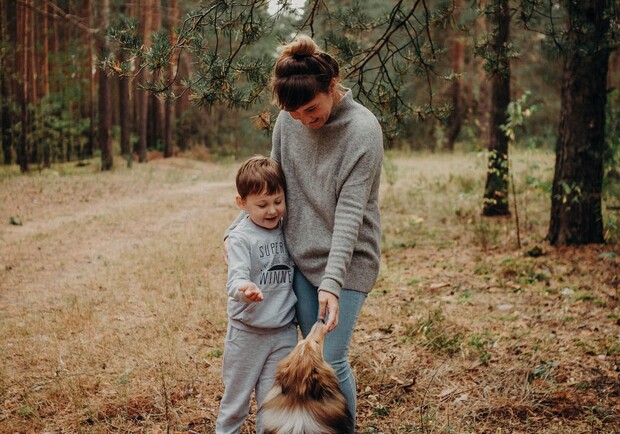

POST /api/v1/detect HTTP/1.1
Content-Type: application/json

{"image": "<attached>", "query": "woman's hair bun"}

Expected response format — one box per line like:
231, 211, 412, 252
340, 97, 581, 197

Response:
280, 34, 319, 59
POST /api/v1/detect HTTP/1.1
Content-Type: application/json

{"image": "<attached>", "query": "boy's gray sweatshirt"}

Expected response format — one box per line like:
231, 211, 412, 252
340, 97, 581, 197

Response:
271, 90, 383, 297
226, 216, 297, 332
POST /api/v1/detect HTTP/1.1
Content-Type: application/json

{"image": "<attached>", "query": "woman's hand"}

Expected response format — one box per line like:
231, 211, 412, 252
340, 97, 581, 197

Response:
318, 290, 339, 332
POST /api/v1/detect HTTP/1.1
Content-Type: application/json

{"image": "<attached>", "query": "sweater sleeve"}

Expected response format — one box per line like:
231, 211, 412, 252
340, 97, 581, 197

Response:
226, 232, 255, 303
320, 126, 383, 297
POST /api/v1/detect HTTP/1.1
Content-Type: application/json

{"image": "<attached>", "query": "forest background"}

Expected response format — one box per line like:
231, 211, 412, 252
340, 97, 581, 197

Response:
1, 0, 620, 433
1, 0, 620, 244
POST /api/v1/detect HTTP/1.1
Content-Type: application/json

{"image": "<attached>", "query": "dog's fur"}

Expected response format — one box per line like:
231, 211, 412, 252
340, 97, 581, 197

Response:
261, 321, 353, 434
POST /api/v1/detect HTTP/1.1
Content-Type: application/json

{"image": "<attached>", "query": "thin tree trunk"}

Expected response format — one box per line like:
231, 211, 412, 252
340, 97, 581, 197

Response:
99, 68, 113, 170
482, 0, 511, 217
136, 75, 148, 162
98, 0, 113, 170
17, 0, 30, 172
136, 0, 152, 163
42, 0, 51, 167
27, 0, 37, 165
129, 0, 140, 155
41, 0, 49, 96
175, 53, 191, 151
1, 0, 16, 164
29, 0, 36, 105
119, 68, 131, 159
119, 3, 131, 160
164, 0, 179, 158
152, 0, 165, 153
547, 0, 609, 245
445, 36, 464, 151
86, 0, 95, 158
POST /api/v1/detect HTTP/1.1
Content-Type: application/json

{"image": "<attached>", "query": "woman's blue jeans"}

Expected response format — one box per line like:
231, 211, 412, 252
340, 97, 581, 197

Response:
293, 270, 367, 431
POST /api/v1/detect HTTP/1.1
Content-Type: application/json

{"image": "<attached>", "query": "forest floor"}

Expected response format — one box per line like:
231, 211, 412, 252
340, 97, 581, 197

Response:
0, 151, 619, 433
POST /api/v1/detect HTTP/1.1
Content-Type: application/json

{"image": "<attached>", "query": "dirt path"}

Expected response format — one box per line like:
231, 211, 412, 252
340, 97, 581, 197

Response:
0, 159, 235, 311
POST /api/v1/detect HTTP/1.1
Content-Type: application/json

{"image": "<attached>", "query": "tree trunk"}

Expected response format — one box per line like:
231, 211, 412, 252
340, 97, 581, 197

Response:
118, 3, 131, 160
27, 0, 37, 165
136, 0, 152, 163
482, 0, 511, 217
86, 0, 95, 158
444, 0, 464, 152
28, 0, 36, 105
164, 0, 179, 158
41, 0, 49, 96
0, 61, 12, 164
136, 75, 148, 162
547, 0, 610, 245
468, 0, 490, 151
175, 53, 192, 152
98, 0, 113, 170
445, 36, 464, 151
1, 0, 17, 164
42, 0, 51, 167
152, 0, 165, 153
17, 0, 30, 172
99, 66, 113, 170
119, 70, 131, 159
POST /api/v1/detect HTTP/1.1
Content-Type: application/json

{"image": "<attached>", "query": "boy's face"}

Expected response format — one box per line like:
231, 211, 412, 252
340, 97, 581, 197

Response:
236, 189, 286, 230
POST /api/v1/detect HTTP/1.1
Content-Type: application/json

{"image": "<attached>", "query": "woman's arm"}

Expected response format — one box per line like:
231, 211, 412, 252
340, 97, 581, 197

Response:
320, 131, 383, 297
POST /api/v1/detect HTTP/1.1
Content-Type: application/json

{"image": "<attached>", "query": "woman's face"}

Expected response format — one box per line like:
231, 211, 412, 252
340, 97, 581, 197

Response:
287, 90, 335, 129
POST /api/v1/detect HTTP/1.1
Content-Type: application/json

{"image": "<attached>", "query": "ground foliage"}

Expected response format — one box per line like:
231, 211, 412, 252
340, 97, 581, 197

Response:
0, 151, 618, 433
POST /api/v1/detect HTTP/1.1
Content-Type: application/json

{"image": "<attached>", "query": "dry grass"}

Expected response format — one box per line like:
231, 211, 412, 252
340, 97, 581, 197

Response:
0, 151, 618, 433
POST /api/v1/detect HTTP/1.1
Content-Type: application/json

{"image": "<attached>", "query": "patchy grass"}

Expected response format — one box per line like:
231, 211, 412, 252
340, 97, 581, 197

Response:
1, 151, 618, 433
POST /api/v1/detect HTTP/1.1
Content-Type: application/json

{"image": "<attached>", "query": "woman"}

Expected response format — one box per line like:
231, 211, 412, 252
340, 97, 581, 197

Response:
226, 34, 383, 432
270, 34, 383, 430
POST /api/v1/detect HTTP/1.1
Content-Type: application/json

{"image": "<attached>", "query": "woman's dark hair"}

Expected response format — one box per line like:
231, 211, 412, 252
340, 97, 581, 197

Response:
271, 35, 340, 111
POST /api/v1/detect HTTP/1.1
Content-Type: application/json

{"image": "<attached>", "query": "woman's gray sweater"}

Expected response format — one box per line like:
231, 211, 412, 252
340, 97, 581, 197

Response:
271, 90, 383, 297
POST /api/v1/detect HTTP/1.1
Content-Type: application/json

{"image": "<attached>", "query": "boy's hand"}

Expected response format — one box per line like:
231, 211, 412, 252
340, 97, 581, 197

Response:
239, 282, 264, 302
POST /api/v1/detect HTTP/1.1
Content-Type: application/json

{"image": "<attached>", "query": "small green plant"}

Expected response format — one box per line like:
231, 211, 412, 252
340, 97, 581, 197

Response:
373, 404, 390, 417
208, 348, 223, 358
497, 91, 542, 248
605, 338, 620, 356
528, 360, 558, 382
18, 405, 36, 418
472, 217, 500, 251
468, 333, 493, 365
416, 309, 463, 355
603, 213, 619, 243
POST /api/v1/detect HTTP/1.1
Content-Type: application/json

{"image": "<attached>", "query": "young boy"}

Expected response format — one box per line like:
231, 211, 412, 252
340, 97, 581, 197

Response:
216, 156, 298, 434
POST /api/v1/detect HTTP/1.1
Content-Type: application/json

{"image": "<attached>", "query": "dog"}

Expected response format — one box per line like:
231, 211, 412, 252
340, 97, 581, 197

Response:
261, 320, 353, 434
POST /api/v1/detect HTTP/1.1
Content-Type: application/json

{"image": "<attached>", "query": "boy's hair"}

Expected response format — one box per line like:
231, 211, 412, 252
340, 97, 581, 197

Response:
236, 155, 286, 199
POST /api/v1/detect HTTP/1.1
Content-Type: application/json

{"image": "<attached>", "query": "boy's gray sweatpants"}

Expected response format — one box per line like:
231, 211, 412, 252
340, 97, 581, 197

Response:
215, 323, 298, 434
